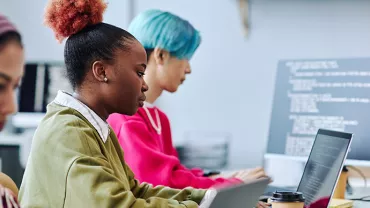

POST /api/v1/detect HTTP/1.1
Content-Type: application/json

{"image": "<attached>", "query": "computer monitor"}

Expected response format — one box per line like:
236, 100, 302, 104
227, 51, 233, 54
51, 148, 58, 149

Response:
266, 57, 370, 165
264, 57, 370, 188
12, 62, 73, 128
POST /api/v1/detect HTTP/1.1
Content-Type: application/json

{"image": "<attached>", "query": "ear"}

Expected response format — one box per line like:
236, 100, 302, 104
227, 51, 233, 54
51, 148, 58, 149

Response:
91, 61, 108, 83
153, 47, 170, 66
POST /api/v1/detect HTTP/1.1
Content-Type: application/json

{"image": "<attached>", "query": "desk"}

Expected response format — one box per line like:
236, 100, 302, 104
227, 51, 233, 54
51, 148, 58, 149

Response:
346, 187, 370, 207
262, 185, 370, 207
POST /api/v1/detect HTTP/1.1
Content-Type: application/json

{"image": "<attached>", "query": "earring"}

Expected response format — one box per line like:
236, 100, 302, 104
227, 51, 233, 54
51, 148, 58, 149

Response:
104, 77, 108, 82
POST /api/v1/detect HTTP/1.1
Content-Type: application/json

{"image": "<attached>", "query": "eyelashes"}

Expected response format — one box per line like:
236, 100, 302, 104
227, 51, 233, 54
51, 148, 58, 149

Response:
0, 84, 5, 92
137, 71, 145, 77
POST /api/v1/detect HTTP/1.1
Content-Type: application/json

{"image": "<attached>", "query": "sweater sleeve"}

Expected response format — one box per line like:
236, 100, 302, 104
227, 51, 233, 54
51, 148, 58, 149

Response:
66, 155, 203, 208
63, 126, 205, 208
126, 163, 205, 205
118, 120, 242, 189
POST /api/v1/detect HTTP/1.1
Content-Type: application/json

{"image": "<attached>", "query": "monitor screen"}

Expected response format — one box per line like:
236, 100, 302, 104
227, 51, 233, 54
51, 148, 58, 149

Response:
297, 129, 352, 207
18, 62, 73, 113
267, 58, 370, 162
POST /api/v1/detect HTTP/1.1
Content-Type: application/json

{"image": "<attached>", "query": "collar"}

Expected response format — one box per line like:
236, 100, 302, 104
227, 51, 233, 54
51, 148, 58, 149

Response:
143, 101, 155, 108
53, 90, 110, 143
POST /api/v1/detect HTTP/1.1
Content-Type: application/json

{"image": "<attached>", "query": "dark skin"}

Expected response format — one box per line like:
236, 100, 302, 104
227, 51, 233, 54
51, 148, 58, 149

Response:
69, 40, 267, 208
69, 39, 271, 207
74, 39, 148, 120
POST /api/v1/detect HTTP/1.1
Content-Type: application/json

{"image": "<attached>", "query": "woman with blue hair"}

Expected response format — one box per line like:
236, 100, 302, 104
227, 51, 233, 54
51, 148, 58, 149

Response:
108, 9, 269, 190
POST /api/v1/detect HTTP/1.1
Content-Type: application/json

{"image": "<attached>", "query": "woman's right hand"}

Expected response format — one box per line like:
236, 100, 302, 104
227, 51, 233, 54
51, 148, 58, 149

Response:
231, 167, 271, 183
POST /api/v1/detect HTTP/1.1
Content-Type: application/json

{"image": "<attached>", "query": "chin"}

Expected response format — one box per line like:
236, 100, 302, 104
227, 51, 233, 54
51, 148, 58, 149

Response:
124, 107, 139, 116
166, 85, 179, 93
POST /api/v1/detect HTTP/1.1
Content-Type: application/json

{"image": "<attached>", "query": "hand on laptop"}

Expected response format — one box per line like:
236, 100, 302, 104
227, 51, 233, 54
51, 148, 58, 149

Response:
231, 167, 271, 183
256, 201, 271, 208
208, 174, 220, 179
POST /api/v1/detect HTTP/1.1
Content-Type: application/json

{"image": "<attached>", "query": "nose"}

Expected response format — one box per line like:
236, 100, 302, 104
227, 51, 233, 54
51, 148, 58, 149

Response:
185, 61, 191, 74
142, 79, 149, 92
185, 67, 191, 74
0, 89, 17, 118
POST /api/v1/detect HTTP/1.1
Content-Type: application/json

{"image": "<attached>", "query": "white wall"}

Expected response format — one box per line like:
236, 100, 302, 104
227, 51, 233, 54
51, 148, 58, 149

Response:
0, 0, 132, 61
2, 0, 370, 169
133, 0, 370, 169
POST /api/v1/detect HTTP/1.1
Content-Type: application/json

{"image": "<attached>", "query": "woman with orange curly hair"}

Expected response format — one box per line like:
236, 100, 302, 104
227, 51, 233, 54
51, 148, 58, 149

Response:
18, 0, 214, 207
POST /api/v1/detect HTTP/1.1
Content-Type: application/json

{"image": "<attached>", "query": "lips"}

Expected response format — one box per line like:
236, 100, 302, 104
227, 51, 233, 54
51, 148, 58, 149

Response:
138, 95, 146, 107
139, 95, 146, 102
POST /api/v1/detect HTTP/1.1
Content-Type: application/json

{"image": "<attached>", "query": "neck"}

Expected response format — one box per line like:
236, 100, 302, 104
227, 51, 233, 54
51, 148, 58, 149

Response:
144, 63, 163, 104
74, 87, 109, 120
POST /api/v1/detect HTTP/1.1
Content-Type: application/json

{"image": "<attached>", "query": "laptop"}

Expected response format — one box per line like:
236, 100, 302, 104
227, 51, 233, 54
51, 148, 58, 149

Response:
208, 177, 270, 208
263, 129, 353, 207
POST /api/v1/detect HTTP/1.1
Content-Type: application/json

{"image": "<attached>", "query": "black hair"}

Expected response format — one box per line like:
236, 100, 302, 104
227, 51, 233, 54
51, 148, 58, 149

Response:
145, 48, 154, 61
64, 23, 136, 89
0, 31, 22, 50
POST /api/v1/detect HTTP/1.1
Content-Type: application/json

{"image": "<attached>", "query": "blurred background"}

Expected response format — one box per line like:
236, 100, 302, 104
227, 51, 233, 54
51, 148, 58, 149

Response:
1, 0, 370, 189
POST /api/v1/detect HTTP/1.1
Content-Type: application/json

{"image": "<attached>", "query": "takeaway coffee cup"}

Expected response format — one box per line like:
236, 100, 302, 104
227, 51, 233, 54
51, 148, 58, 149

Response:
270, 191, 305, 208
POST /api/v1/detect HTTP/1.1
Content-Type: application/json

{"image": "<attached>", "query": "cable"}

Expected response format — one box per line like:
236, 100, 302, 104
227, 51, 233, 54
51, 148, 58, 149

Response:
348, 195, 370, 202
346, 165, 370, 202
346, 165, 367, 188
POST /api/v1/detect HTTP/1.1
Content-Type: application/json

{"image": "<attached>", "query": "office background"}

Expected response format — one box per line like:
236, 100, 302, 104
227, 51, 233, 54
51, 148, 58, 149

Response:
1, 0, 370, 171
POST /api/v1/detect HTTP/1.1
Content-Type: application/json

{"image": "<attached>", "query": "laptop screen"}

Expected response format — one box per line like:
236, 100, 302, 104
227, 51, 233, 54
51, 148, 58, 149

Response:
297, 129, 352, 207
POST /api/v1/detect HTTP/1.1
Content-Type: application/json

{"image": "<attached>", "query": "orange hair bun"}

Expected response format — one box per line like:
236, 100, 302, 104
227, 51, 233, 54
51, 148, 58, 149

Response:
44, 0, 107, 42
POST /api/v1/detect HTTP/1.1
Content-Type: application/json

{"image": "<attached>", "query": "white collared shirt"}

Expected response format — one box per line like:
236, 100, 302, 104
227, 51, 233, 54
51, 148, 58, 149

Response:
53, 90, 110, 143
143, 101, 155, 108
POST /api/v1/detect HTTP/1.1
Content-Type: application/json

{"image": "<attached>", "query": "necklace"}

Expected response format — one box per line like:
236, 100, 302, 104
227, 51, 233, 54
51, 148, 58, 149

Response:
143, 106, 161, 135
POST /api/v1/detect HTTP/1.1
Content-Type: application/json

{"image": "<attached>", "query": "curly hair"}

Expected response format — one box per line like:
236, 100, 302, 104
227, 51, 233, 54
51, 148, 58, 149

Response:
44, 0, 136, 89
44, 0, 107, 42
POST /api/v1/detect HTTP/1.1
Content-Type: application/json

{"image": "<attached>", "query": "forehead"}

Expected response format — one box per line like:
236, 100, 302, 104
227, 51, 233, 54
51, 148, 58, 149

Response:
0, 41, 24, 80
126, 40, 147, 63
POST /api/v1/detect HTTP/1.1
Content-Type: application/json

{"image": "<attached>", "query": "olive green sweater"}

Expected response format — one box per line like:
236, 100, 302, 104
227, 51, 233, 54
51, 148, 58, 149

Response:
19, 102, 206, 207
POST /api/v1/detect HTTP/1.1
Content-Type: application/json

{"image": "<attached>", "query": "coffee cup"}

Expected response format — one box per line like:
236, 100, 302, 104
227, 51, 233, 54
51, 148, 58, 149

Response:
270, 191, 305, 208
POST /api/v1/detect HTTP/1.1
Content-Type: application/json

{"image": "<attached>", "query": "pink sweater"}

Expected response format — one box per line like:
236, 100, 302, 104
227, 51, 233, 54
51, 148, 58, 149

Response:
107, 106, 241, 189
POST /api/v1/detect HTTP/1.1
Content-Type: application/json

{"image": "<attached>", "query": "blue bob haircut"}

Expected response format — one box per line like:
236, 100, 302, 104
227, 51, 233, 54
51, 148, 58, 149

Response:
128, 9, 201, 60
